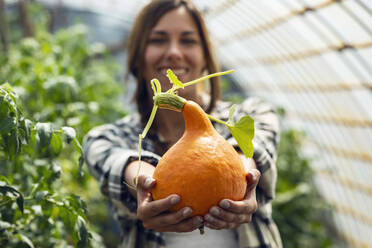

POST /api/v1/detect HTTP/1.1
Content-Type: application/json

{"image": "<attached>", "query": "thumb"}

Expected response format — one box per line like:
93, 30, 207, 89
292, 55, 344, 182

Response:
245, 169, 260, 198
136, 175, 156, 205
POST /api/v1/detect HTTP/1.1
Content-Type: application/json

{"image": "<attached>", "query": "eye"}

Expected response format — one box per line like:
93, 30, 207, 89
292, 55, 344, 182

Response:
148, 38, 166, 44
181, 38, 197, 44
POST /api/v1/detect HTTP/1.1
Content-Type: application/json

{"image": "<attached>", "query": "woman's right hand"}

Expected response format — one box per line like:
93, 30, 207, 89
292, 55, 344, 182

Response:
136, 175, 203, 232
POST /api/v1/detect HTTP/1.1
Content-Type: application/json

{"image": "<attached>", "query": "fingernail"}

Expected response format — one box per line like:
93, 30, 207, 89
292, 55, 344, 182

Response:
249, 170, 258, 181
182, 207, 192, 217
193, 216, 203, 225
210, 207, 219, 216
220, 200, 230, 209
170, 195, 180, 205
144, 177, 154, 188
205, 214, 213, 222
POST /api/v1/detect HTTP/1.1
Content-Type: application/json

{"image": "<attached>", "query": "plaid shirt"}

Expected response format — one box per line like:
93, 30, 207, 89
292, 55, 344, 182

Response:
83, 97, 282, 248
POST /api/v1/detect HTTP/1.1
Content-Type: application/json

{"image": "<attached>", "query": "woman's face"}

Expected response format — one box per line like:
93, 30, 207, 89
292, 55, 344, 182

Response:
144, 6, 206, 97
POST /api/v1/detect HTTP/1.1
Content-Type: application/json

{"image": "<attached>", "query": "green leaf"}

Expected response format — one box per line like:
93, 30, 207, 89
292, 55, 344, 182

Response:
75, 216, 89, 247
36, 122, 53, 151
68, 195, 88, 214
73, 137, 82, 154
166, 69, 184, 88
228, 115, 255, 158
0, 176, 11, 184
3, 130, 20, 159
50, 133, 63, 155
0, 184, 24, 213
78, 155, 85, 179
17, 233, 35, 248
0, 115, 16, 135
20, 119, 33, 143
60, 207, 78, 230
62, 126, 76, 143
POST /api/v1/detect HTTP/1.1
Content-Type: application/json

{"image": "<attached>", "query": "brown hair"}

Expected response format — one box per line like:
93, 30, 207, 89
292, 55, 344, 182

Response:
126, 0, 221, 124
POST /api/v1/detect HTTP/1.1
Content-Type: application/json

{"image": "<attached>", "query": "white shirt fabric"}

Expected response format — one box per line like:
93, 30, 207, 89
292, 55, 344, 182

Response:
163, 227, 238, 248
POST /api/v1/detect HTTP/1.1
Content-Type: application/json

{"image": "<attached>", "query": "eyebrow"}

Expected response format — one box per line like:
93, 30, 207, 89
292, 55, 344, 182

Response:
150, 30, 198, 36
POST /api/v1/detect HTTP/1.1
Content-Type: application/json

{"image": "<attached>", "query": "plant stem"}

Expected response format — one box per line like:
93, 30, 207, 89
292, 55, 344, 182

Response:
183, 70, 234, 87
134, 104, 158, 187
167, 70, 234, 94
141, 105, 158, 139
206, 114, 231, 127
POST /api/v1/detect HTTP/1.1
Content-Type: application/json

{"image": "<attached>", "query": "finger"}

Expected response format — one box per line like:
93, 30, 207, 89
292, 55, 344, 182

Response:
156, 216, 204, 233
138, 194, 180, 220
136, 175, 156, 205
218, 198, 257, 215
142, 207, 193, 230
205, 222, 239, 230
209, 206, 248, 224
246, 169, 261, 192
243, 170, 260, 209
204, 214, 239, 230
209, 206, 235, 222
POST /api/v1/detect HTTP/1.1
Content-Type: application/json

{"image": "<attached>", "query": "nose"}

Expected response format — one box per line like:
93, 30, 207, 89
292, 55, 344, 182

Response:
166, 41, 182, 61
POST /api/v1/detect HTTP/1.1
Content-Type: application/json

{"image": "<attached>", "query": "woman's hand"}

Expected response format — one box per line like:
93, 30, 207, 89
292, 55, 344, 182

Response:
136, 175, 204, 232
203, 169, 261, 229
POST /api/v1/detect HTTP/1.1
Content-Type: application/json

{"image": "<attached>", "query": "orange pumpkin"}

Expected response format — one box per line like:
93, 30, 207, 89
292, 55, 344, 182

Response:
152, 100, 247, 216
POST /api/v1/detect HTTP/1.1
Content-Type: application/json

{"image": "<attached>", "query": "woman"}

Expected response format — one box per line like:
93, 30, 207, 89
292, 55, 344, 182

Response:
83, 0, 282, 247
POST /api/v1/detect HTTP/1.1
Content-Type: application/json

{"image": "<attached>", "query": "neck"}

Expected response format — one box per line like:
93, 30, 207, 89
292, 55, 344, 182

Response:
155, 109, 185, 146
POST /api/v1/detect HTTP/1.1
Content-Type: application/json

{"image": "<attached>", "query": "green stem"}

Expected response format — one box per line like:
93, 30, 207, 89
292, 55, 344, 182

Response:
133, 104, 158, 187
167, 70, 234, 94
206, 114, 231, 128
153, 93, 186, 111
141, 105, 158, 139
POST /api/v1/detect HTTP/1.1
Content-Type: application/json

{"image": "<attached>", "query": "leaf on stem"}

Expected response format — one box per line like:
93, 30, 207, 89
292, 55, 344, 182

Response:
167, 69, 184, 88
50, 133, 63, 155
228, 115, 255, 158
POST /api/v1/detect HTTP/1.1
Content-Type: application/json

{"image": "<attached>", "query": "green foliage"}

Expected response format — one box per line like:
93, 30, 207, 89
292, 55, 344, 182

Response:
1, 3, 126, 247
273, 129, 333, 248
0, 24, 126, 136
0, 85, 96, 247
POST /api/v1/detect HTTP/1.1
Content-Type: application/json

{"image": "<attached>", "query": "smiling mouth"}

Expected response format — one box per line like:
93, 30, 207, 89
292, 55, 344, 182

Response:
158, 68, 188, 77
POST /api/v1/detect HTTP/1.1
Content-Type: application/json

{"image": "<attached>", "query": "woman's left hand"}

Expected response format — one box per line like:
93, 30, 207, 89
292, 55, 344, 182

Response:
203, 169, 261, 229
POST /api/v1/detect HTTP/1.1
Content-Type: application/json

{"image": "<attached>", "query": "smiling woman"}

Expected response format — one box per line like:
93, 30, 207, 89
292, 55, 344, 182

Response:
144, 6, 206, 94
83, 0, 282, 247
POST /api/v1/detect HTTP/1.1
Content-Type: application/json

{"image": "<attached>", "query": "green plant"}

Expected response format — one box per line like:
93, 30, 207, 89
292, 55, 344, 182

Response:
0, 84, 99, 247
273, 129, 333, 248
1, 2, 126, 247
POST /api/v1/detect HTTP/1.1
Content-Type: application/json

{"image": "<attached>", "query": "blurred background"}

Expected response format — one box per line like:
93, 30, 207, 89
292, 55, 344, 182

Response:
0, 0, 371, 247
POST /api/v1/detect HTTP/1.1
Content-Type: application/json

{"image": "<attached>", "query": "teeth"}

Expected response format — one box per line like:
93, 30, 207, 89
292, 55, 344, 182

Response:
160, 68, 186, 76
172, 69, 186, 75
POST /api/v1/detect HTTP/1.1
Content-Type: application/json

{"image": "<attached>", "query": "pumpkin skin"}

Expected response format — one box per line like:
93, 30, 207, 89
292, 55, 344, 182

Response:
152, 101, 247, 216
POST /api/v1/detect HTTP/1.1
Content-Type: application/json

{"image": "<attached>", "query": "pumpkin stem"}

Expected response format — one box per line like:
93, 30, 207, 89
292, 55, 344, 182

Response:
153, 93, 186, 112
199, 225, 205, 235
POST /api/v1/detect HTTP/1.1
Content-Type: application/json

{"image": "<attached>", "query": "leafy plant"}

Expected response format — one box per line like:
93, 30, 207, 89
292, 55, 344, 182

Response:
1, 2, 126, 247
273, 128, 333, 248
0, 84, 98, 247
